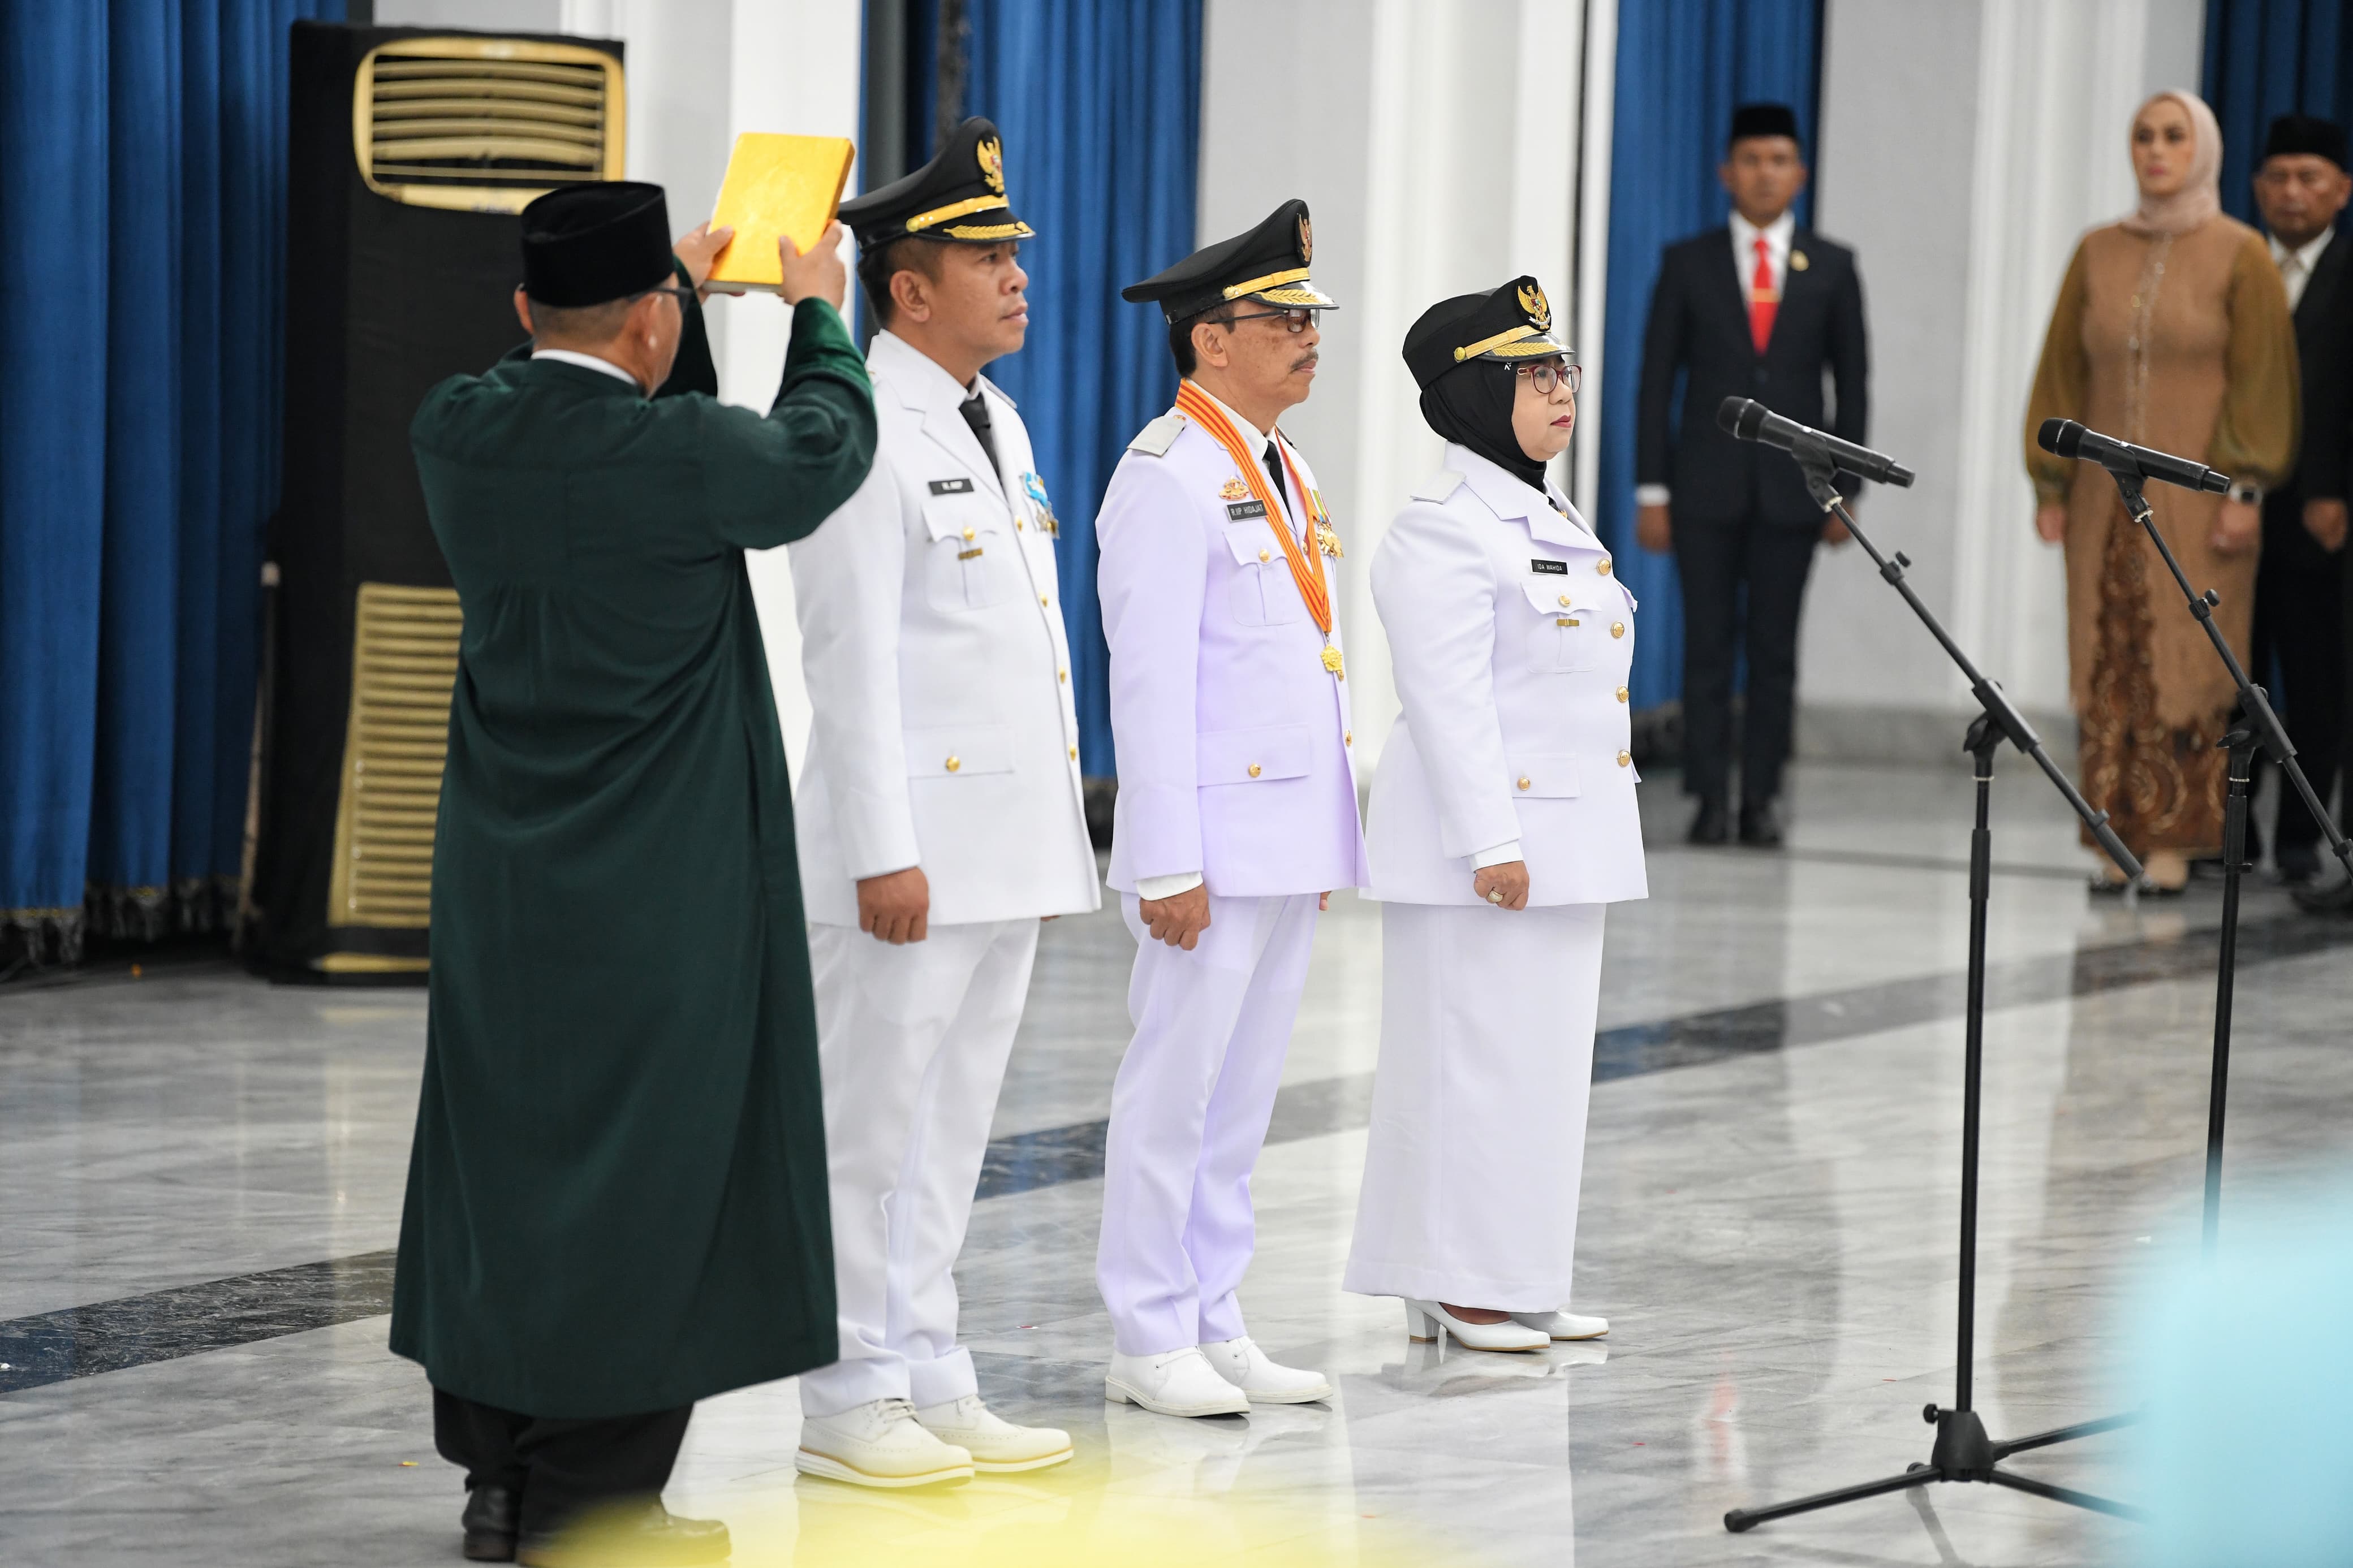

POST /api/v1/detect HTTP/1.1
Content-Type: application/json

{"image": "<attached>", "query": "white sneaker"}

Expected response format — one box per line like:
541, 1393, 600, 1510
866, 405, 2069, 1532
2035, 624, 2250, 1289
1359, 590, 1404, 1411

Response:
1509, 1308, 1609, 1341
1104, 1347, 1252, 1417
796, 1397, 975, 1488
1199, 1336, 1333, 1403
913, 1394, 1073, 1472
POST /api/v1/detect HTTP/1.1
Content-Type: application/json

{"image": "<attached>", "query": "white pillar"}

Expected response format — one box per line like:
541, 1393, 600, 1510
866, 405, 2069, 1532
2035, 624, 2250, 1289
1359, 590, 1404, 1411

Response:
1803, 0, 2205, 762
1199, 0, 1585, 770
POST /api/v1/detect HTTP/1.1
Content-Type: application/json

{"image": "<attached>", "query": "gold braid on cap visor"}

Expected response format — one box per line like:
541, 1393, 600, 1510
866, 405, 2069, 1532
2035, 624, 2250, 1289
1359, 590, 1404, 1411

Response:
1453, 323, 1572, 362
904, 194, 1014, 233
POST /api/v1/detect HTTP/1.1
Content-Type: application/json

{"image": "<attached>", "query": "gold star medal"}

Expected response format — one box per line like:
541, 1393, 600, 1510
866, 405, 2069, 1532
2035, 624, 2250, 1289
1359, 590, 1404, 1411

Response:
1321, 643, 1344, 679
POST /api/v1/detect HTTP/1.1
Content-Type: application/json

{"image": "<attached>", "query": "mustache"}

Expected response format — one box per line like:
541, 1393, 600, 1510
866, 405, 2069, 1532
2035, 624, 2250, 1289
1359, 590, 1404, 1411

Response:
1290, 348, 1320, 373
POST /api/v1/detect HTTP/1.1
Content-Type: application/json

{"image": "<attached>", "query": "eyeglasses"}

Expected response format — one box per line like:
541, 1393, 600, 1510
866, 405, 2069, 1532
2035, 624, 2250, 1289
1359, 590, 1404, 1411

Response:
640, 284, 697, 306
1223, 306, 1320, 334
1518, 360, 1580, 396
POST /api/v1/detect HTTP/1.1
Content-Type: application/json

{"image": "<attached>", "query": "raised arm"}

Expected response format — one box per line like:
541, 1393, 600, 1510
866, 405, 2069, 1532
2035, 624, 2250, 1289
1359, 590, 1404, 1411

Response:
698, 297, 878, 551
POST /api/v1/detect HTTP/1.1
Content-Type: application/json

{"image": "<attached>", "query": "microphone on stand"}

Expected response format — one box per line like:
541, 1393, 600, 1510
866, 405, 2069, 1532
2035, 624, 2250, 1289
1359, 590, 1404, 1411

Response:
1717, 397, 1916, 487
2035, 418, 2231, 494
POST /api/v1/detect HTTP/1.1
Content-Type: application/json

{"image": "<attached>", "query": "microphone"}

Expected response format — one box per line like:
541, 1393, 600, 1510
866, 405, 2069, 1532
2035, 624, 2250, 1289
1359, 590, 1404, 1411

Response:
2035, 418, 2230, 494
1717, 398, 1915, 487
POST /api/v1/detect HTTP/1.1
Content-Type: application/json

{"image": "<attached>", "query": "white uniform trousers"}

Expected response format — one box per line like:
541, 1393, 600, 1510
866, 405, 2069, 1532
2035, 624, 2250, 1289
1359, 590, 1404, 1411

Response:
797, 917, 1041, 1418
1096, 891, 1320, 1356
1343, 900, 1605, 1308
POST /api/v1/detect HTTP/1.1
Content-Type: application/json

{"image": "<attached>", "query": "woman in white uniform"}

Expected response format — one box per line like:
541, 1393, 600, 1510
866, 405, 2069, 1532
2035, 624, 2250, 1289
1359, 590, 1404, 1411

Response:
1344, 277, 1648, 1352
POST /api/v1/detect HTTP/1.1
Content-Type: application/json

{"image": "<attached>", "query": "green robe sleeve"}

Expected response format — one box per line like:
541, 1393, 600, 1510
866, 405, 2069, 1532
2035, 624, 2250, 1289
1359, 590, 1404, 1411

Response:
688, 296, 877, 551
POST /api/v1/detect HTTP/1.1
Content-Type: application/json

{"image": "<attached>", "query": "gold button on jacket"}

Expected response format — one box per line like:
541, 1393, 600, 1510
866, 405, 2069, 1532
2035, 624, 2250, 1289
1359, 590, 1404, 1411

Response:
945, 754, 961, 772
1616, 685, 1629, 703
1616, 750, 1630, 767
1610, 621, 1625, 638
1248, 762, 1263, 778
1516, 776, 1532, 791
1597, 558, 1612, 574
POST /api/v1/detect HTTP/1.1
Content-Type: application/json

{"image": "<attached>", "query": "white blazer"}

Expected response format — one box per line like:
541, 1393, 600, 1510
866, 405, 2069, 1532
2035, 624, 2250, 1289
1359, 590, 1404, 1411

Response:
1094, 405, 1368, 899
1364, 444, 1648, 907
788, 330, 1099, 927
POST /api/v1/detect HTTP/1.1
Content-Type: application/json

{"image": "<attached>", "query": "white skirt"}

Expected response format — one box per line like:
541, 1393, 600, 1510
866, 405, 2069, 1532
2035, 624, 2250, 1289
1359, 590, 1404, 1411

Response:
1342, 900, 1605, 1308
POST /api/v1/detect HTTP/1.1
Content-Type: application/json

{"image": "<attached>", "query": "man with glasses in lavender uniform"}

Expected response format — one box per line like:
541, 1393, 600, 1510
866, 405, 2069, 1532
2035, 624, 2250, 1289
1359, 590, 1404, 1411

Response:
1093, 200, 1367, 1418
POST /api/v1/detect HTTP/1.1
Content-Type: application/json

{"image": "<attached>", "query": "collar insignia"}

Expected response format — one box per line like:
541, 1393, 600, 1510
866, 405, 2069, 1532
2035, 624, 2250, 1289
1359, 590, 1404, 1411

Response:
977, 136, 1006, 195
1517, 282, 1552, 331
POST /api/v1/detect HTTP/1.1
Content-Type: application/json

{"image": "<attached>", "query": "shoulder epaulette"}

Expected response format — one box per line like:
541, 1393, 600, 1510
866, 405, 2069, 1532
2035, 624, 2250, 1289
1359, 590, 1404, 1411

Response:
1128, 412, 1187, 457
1410, 469, 1466, 503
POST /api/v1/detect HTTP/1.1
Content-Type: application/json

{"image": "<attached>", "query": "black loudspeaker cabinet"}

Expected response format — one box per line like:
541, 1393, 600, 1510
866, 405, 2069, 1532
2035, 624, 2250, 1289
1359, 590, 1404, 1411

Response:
252, 21, 624, 980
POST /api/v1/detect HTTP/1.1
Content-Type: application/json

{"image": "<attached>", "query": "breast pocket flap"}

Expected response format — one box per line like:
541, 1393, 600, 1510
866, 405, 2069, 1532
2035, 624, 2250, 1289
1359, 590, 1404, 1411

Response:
1199, 724, 1311, 785
1521, 580, 1602, 619
1223, 524, 1277, 567
921, 495, 1003, 544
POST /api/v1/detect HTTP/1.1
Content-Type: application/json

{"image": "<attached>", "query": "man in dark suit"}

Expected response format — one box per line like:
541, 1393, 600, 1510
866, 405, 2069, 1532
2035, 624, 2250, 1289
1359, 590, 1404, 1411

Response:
1635, 102, 1869, 846
2248, 113, 2351, 887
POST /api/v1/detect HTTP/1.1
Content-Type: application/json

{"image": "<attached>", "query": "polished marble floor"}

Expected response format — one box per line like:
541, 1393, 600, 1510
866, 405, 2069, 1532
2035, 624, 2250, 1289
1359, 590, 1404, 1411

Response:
6, 760, 2353, 1565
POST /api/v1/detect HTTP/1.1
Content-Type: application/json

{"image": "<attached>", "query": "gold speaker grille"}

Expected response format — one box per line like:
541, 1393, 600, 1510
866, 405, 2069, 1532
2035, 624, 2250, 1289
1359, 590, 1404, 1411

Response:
352, 36, 625, 213
326, 584, 462, 932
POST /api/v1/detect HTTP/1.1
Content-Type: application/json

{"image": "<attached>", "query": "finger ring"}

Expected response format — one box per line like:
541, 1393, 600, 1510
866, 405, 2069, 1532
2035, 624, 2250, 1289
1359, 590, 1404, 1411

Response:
1488, 889, 1504, 904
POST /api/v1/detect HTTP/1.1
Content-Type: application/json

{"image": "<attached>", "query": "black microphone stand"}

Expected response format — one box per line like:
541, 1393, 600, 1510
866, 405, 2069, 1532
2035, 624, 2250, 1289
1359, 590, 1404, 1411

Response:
2102, 468, 2353, 1258
1724, 437, 2147, 1534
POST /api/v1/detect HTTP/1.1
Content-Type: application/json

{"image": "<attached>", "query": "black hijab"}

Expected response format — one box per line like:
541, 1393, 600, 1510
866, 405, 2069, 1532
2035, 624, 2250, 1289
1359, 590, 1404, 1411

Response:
1419, 357, 1548, 495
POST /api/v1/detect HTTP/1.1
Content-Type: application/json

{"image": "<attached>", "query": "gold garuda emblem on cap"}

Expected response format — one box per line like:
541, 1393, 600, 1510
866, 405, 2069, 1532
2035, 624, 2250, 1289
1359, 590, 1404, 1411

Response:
1298, 213, 1313, 265
977, 136, 1006, 195
1518, 282, 1552, 331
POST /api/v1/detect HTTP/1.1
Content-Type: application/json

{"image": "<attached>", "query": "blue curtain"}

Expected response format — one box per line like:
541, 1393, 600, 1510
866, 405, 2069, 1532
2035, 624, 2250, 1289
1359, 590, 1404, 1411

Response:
1, 0, 341, 963
960, 0, 1203, 777
2204, 0, 2353, 226
1596, 0, 1823, 711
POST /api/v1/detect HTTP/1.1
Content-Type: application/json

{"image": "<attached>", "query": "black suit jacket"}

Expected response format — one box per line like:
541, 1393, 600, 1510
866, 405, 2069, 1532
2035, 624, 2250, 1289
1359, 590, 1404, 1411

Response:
1636, 225, 1870, 525
2281, 230, 2352, 504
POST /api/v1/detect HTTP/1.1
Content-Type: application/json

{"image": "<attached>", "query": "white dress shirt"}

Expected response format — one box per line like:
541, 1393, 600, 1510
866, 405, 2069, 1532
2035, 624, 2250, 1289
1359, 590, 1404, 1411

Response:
530, 347, 639, 387
2271, 230, 2332, 312
1635, 209, 1798, 509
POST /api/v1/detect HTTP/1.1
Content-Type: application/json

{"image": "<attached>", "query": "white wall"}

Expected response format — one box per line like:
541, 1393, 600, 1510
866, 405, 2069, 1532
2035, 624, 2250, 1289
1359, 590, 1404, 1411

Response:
1804, 0, 2205, 759
1198, 0, 1585, 770
376, 0, 859, 770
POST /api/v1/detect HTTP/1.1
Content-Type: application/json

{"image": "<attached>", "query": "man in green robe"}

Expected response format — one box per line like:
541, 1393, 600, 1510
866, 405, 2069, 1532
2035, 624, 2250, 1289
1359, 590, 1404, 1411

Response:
389, 182, 876, 1567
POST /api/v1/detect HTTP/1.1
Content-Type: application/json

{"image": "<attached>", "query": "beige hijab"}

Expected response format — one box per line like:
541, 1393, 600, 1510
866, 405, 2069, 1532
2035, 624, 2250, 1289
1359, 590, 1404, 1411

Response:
2122, 89, 2222, 236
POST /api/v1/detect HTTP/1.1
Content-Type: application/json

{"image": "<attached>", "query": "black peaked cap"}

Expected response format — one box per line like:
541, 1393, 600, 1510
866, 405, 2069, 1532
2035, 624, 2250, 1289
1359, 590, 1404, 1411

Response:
1403, 275, 1571, 391
1123, 198, 1337, 323
839, 116, 1033, 252
520, 182, 673, 308
2263, 112, 2349, 170
1729, 101, 1801, 149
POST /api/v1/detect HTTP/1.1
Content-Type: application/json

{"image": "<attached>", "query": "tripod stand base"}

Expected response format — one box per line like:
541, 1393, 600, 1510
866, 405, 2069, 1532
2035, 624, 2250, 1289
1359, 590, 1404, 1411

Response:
1723, 1409, 2146, 1533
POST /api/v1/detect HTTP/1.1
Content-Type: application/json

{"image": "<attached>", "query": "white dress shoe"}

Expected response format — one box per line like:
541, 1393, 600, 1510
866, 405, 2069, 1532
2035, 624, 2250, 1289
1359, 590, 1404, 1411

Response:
797, 1397, 975, 1488
1104, 1347, 1252, 1417
1199, 1336, 1333, 1403
1404, 1299, 1548, 1353
1509, 1308, 1608, 1340
913, 1394, 1073, 1472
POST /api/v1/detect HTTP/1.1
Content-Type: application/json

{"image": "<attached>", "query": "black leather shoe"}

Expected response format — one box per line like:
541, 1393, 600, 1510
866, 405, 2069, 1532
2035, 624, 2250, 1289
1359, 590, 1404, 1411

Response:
1738, 798, 1785, 847
2294, 875, 2353, 915
462, 1483, 520, 1562
515, 1504, 730, 1567
1687, 799, 1731, 845
2274, 844, 2322, 886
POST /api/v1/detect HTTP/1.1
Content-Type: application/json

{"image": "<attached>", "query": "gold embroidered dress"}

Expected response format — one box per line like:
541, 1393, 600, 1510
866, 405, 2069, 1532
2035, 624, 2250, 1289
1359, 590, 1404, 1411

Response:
2024, 214, 2298, 857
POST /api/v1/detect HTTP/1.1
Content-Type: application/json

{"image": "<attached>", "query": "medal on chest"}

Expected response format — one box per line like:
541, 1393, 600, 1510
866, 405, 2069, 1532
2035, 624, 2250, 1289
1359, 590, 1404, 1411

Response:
1020, 470, 1060, 537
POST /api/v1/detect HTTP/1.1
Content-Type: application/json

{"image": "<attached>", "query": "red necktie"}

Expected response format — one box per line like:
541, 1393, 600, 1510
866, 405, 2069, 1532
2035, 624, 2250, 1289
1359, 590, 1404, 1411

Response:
1749, 235, 1777, 355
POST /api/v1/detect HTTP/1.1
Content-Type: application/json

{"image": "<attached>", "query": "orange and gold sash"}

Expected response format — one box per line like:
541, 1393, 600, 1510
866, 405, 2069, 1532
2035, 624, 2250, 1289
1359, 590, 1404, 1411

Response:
1173, 381, 1343, 676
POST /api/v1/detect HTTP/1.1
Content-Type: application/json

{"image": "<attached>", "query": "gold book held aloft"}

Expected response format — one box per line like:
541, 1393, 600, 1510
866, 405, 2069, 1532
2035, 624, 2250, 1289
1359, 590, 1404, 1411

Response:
705, 132, 856, 293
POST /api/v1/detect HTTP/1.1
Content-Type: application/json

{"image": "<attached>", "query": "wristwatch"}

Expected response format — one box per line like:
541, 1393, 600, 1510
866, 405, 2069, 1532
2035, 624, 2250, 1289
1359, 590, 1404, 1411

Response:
2229, 481, 2264, 507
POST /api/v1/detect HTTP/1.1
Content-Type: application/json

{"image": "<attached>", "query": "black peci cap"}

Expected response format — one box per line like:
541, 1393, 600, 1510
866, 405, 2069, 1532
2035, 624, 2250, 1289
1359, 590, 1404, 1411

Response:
520, 182, 674, 308
2262, 112, 2349, 171
1402, 275, 1571, 391
838, 116, 1034, 253
1123, 198, 1336, 324
1729, 102, 1802, 150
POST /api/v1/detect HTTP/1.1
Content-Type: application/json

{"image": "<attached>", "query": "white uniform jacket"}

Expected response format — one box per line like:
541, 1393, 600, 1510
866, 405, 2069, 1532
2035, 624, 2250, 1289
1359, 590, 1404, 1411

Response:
789, 330, 1098, 926
1094, 408, 1368, 898
1364, 444, 1648, 907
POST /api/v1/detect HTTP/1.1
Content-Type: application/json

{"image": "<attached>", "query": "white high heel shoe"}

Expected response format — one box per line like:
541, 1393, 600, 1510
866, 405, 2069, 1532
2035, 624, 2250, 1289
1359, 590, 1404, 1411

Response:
1403, 1299, 1548, 1353
1509, 1308, 1609, 1341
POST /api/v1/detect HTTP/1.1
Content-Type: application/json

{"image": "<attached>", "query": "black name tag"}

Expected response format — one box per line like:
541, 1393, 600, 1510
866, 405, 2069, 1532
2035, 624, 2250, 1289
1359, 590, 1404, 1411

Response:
1226, 500, 1268, 520
1530, 558, 1568, 574
928, 477, 975, 495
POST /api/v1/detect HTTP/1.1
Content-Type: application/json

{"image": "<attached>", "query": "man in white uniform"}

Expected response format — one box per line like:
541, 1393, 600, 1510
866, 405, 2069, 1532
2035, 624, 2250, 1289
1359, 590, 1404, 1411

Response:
790, 118, 1098, 1486
1093, 201, 1368, 1417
